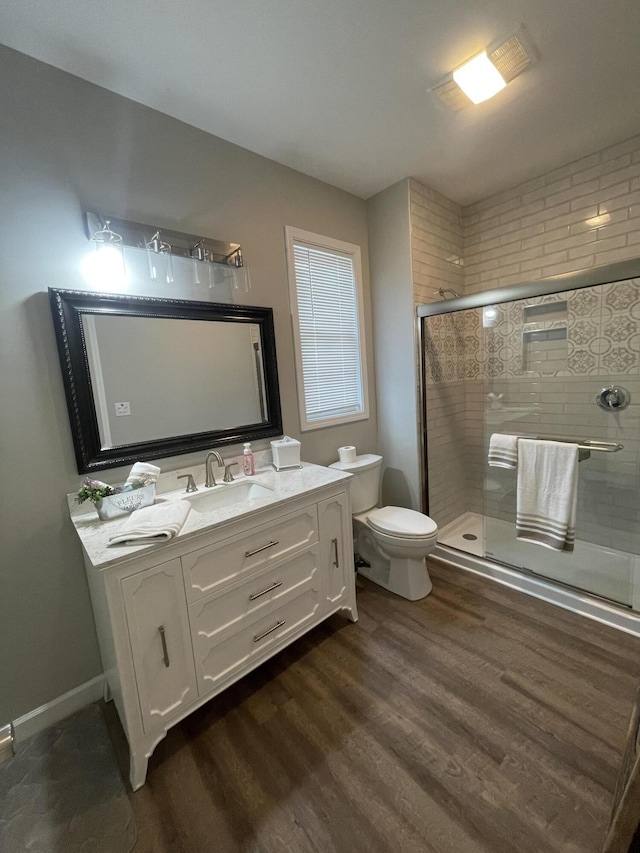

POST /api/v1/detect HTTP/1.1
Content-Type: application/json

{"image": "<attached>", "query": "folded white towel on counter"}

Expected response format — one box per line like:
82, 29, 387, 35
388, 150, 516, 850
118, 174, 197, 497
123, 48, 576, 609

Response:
488, 433, 519, 468
124, 461, 161, 488
516, 438, 579, 552
108, 500, 191, 545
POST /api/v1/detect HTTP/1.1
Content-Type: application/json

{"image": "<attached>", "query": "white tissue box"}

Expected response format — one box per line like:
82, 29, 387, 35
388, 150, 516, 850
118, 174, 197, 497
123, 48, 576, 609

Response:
96, 484, 156, 521
270, 436, 301, 471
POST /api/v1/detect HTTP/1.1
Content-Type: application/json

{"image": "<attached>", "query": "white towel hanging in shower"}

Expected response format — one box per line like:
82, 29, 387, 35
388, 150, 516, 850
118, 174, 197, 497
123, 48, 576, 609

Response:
488, 433, 518, 468
516, 438, 579, 552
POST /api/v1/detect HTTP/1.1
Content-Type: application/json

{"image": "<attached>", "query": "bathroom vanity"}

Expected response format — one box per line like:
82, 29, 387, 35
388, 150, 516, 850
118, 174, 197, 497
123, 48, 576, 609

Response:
69, 463, 357, 789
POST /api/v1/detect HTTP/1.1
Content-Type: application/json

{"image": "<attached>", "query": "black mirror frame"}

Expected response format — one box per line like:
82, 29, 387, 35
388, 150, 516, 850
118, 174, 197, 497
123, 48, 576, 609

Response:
49, 288, 283, 473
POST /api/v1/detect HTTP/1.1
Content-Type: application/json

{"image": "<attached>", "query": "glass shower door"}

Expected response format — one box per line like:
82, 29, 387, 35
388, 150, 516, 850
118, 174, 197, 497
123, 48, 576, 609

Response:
482, 281, 640, 608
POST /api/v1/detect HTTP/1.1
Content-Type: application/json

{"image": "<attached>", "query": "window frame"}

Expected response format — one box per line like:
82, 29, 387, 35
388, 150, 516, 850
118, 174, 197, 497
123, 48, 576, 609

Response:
285, 226, 369, 432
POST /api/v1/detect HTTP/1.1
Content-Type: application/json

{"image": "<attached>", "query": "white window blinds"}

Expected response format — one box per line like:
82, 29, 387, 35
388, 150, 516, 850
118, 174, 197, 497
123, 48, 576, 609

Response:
286, 228, 368, 430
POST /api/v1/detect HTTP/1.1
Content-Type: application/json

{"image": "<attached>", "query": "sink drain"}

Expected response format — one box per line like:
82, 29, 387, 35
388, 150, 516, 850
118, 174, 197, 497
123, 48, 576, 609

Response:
462, 533, 478, 541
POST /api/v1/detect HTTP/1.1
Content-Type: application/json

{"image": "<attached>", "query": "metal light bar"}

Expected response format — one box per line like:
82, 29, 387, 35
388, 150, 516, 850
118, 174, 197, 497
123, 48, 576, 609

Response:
85, 212, 243, 267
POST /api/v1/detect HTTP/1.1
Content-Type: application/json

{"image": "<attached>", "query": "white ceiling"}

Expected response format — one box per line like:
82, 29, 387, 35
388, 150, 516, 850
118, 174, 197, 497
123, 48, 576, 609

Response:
3, 0, 640, 204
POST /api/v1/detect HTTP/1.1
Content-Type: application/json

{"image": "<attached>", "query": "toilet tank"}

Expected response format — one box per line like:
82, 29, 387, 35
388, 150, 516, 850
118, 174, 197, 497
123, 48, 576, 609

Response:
329, 454, 382, 514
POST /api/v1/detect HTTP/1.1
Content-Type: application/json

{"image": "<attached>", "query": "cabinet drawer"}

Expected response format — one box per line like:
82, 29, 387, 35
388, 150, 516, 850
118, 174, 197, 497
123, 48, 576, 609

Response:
192, 584, 322, 695
182, 504, 318, 603
189, 548, 319, 641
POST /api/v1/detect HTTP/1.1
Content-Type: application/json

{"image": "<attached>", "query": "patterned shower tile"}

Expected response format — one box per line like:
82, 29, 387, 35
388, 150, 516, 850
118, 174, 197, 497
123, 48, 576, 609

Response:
485, 330, 501, 354
443, 336, 456, 356
602, 315, 638, 342
464, 359, 480, 379
485, 357, 502, 378
602, 280, 640, 315
431, 360, 443, 383
587, 335, 612, 357
498, 344, 520, 374
567, 348, 598, 374
462, 310, 478, 332
600, 346, 639, 373
568, 287, 601, 319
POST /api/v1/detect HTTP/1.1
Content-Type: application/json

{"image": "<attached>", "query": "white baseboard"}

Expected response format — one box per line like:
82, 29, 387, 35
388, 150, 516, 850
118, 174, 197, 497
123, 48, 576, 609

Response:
12, 674, 105, 744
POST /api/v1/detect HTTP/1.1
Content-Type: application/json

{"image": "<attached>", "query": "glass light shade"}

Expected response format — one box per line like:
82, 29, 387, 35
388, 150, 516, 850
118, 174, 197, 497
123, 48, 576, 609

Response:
453, 51, 506, 104
81, 244, 127, 291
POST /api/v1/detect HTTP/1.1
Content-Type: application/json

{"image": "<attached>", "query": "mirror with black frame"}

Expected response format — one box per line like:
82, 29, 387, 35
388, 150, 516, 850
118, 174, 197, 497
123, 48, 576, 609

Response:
49, 288, 283, 473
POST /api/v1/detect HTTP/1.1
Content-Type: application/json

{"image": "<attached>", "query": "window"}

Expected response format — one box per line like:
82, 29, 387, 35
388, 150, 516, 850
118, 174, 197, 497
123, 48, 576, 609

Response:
285, 226, 369, 431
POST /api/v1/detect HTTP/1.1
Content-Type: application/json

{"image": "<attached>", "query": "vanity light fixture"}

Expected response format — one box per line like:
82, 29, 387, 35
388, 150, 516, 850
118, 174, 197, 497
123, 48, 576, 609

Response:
146, 230, 174, 284
84, 212, 249, 292
432, 25, 538, 111
81, 218, 128, 290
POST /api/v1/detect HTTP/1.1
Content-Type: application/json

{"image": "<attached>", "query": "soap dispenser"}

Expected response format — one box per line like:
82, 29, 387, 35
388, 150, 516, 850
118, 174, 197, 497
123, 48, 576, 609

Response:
243, 442, 255, 476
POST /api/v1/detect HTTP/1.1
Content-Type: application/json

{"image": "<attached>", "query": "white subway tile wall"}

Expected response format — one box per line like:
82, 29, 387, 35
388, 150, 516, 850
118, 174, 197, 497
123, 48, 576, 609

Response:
409, 178, 464, 305
462, 133, 640, 293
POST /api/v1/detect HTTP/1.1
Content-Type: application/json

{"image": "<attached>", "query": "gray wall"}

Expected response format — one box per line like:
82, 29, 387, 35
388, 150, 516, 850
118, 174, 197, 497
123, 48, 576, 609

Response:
366, 180, 420, 509
0, 45, 376, 721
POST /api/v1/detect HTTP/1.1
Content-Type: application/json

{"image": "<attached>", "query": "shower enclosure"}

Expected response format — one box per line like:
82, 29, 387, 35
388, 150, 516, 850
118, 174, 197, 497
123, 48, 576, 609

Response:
419, 260, 640, 631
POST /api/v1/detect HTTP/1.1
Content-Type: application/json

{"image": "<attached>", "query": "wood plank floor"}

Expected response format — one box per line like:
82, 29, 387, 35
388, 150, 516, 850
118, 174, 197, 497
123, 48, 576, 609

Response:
108, 561, 640, 853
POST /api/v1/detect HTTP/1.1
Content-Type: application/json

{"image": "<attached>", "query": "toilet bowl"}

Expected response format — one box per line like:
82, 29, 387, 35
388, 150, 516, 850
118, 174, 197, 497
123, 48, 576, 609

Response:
329, 454, 438, 601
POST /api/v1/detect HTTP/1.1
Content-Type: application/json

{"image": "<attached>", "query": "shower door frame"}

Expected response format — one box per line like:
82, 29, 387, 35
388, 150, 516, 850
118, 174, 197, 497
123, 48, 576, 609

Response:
416, 257, 640, 636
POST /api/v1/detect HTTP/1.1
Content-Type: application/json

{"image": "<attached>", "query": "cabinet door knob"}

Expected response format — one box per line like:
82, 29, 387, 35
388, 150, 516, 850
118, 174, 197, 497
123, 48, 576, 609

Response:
158, 625, 170, 667
249, 581, 283, 601
253, 620, 285, 643
244, 539, 279, 558
332, 537, 339, 568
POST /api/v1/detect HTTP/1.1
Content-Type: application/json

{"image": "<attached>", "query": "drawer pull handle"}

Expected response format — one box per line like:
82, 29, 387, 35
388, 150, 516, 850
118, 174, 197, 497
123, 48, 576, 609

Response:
332, 537, 339, 568
158, 625, 170, 668
244, 539, 279, 558
253, 620, 285, 643
249, 581, 282, 601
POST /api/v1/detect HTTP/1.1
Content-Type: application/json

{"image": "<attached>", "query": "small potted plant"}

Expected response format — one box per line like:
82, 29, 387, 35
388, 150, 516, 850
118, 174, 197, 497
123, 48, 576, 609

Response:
76, 477, 155, 521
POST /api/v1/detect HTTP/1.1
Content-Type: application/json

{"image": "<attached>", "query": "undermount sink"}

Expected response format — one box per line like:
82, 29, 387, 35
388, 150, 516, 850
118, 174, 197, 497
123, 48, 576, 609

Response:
183, 480, 274, 513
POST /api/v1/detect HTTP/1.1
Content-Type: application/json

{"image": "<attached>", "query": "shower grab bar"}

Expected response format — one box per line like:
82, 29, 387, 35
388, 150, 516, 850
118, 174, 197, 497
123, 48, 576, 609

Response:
536, 436, 623, 452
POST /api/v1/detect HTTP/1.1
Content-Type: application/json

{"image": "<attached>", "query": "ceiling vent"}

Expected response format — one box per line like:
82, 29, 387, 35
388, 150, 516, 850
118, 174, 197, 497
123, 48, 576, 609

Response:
432, 26, 538, 111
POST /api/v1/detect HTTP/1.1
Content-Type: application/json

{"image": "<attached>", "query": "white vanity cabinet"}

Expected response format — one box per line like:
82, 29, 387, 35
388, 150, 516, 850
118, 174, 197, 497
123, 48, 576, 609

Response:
80, 476, 357, 791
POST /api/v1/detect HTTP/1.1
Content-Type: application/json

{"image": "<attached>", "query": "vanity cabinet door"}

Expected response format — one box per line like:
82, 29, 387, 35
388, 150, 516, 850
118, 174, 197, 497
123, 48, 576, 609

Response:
318, 493, 352, 608
122, 559, 197, 735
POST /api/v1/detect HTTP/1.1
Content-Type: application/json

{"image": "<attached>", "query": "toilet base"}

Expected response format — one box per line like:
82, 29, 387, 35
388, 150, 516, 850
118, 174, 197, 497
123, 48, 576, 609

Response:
355, 523, 433, 601
358, 558, 433, 601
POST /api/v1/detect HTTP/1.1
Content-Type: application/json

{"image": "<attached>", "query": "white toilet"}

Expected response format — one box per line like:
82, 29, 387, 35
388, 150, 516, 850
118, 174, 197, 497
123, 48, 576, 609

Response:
329, 453, 438, 601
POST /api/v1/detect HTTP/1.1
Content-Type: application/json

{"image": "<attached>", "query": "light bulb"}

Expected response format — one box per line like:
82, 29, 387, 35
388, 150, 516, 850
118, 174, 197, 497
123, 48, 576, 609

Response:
453, 51, 506, 104
81, 245, 127, 291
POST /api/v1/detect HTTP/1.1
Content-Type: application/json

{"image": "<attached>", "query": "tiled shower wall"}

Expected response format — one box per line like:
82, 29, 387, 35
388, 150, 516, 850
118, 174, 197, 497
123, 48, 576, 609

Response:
410, 178, 463, 306
463, 134, 640, 293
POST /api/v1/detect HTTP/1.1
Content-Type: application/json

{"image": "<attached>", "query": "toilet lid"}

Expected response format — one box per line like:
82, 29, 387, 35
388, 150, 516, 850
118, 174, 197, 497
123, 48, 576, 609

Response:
367, 506, 438, 539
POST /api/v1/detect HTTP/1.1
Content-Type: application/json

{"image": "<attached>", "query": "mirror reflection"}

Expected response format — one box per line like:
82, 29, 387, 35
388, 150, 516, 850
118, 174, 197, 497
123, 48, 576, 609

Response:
82, 315, 267, 449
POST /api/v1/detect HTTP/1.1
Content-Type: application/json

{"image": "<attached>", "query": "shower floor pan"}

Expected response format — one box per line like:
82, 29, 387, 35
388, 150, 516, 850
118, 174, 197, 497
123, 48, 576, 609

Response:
436, 511, 640, 637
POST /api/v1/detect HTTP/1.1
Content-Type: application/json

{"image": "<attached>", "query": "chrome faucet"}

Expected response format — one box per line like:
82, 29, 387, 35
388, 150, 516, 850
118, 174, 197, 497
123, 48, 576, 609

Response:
205, 450, 224, 487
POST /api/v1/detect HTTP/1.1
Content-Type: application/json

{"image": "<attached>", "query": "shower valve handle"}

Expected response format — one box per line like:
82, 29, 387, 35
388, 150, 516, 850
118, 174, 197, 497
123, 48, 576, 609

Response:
596, 386, 630, 412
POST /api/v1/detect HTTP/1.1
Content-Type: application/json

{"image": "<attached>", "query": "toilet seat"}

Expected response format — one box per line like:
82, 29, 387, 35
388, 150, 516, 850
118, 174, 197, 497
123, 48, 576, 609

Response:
366, 506, 437, 539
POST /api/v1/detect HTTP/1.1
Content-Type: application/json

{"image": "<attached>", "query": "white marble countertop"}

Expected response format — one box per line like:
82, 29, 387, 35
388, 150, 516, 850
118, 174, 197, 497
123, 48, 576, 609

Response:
69, 460, 351, 571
